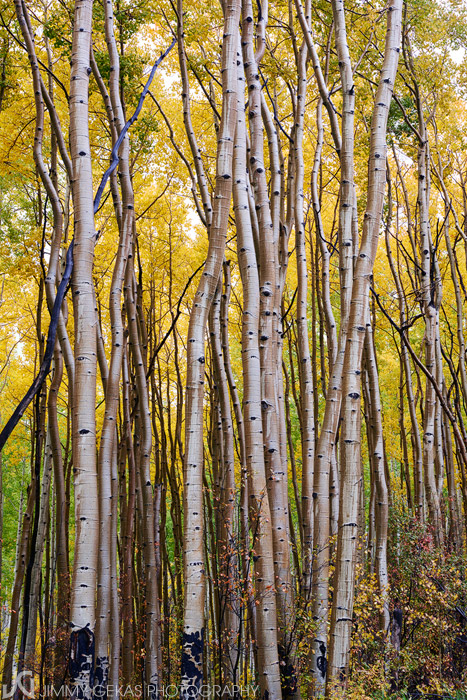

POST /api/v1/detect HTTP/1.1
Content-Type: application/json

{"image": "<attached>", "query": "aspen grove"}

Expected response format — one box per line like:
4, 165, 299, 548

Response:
1, 0, 467, 697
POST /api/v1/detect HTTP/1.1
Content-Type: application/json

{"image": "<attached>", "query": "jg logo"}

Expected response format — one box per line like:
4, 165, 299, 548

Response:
2, 671, 34, 698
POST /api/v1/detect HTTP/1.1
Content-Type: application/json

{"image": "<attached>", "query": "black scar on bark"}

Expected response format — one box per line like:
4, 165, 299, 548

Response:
180, 628, 204, 698
69, 626, 95, 698
278, 643, 298, 699
393, 607, 403, 630
93, 655, 109, 696
316, 641, 327, 679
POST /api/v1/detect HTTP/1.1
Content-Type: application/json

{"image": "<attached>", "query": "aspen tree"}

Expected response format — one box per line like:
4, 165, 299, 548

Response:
308, 95, 339, 695
23, 426, 52, 677
68, 0, 99, 696
2, 476, 35, 692
233, 41, 282, 700
125, 257, 162, 695
327, 0, 402, 690
294, 3, 345, 691
120, 345, 137, 685
413, 100, 444, 544
363, 329, 389, 635
220, 263, 250, 644
387, 151, 424, 514
13, 0, 72, 679
94, 0, 133, 687
293, 9, 315, 603
180, 1, 240, 695
208, 281, 238, 685
241, 2, 299, 693
432, 160, 464, 549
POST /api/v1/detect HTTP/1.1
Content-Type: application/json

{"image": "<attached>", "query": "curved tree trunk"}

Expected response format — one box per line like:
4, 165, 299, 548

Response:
363, 329, 390, 636
241, 2, 299, 694
208, 280, 238, 686
327, 2, 402, 692
294, 23, 315, 603
415, 116, 444, 545
233, 42, 282, 699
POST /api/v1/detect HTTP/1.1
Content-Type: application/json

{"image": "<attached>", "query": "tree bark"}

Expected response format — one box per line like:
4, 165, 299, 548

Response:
327, 2, 402, 691
68, 0, 99, 695
180, 2, 240, 695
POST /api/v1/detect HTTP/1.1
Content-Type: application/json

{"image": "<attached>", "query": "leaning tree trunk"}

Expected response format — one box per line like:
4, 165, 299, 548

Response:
327, 2, 402, 693
94, 0, 135, 688
363, 328, 390, 636
23, 425, 52, 678
293, 22, 315, 604
309, 95, 341, 697
125, 258, 162, 697
415, 111, 444, 545
208, 280, 239, 686
241, 1, 299, 694
233, 41, 282, 699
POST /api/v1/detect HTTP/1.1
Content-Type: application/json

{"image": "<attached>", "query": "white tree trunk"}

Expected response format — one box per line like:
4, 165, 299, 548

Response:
327, 1, 402, 690
181, 2, 240, 696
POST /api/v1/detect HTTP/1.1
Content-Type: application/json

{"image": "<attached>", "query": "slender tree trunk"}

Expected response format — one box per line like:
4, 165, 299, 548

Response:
93, 0, 133, 683
125, 258, 161, 696
3, 482, 35, 692
363, 329, 389, 636
233, 41, 282, 699
294, 25, 315, 604
68, 0, 99, 695
384, 167, 422, 515
308, 89, 340, 695
121, 344, 136, 686
327, 3, 402, 691
180, 2, 240, 695
241, 2, 299, 694
209, 280, 238, 686
24, 425, 52, 677
415, 118, 444, 544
